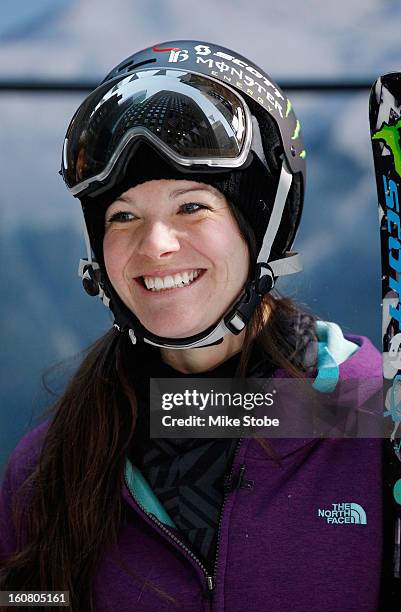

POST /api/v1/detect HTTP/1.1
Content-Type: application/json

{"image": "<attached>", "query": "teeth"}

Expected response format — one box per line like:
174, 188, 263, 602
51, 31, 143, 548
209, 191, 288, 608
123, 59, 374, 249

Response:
163, 275, 175, 289
142, 269, 202, 291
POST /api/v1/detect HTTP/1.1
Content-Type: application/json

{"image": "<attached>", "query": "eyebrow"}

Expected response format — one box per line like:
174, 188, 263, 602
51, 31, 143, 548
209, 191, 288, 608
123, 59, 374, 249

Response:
169, 185, 224, 200
113, 184, 223, 204
114, 194, 131, 204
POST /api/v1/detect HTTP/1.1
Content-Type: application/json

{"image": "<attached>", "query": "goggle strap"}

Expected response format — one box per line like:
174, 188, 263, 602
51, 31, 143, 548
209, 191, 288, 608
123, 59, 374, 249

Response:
82, 213, 94, 265
250, 115, 269, 172
256, 160, 293, 267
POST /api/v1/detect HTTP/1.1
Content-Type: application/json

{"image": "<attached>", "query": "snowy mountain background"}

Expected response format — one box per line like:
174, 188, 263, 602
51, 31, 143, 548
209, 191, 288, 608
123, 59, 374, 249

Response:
2, 0, 401, 472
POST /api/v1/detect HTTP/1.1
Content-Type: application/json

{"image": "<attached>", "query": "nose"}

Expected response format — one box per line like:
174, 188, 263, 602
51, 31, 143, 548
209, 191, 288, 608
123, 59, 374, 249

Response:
136, 220, 181, 259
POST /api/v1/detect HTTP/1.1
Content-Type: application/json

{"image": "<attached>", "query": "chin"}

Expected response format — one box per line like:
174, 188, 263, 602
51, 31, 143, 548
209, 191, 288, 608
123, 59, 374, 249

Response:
142, 320, 209, 340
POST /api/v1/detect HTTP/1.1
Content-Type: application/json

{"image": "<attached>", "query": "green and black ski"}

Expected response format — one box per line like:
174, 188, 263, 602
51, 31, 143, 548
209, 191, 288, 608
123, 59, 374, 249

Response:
369, 72, 401, 586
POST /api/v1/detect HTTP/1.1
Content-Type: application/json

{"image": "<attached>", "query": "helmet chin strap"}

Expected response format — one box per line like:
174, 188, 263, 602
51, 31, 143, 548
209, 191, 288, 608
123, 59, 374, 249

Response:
78, 160, 302, 350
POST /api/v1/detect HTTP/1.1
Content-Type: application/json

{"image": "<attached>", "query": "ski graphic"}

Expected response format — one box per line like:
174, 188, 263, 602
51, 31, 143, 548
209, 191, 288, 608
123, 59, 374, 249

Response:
370, 73, 401, 587
370, 73, 401, 450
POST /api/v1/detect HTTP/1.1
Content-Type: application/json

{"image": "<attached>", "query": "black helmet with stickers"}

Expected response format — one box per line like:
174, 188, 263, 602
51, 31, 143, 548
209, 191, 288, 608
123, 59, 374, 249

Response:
60, 40, 306, 349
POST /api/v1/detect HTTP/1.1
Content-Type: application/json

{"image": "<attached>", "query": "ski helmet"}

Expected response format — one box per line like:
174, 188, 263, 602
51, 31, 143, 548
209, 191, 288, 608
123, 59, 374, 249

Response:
60, 40, 306, 350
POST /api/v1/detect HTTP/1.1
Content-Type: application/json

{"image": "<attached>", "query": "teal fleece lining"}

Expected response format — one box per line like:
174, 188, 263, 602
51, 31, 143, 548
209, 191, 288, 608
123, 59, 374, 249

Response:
312, 321, 359, 393
125, 460, 177, 528
124, 320, 359, 525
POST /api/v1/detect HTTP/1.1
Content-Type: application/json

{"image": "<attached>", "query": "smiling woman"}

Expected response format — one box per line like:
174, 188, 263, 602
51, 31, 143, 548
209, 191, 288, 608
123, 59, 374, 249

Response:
103, 177, 249, 349
0, 40, 392, 612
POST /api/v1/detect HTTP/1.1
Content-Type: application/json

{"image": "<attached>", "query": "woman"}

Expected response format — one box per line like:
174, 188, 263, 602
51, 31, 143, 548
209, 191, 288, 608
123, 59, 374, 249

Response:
0, 40, 395, 611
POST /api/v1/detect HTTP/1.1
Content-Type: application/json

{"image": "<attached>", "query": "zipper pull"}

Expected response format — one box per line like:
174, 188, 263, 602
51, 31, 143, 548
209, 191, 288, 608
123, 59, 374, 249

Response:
207, 575, 214, 590
236, 464, 247, 489
224, 464, 254, 492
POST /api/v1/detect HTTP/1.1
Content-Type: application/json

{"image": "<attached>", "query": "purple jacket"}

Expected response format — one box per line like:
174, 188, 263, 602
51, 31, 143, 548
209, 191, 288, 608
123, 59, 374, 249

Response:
0, 327, 384, 611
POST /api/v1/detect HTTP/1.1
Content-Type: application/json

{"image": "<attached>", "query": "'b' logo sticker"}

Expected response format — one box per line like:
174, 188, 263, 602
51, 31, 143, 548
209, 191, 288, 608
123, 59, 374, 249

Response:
168, 49, 189, 63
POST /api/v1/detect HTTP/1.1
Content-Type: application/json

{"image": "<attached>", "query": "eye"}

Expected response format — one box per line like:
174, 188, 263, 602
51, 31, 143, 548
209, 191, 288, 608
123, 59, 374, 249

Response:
179, 203, 207, 215
106, 210, 136, 224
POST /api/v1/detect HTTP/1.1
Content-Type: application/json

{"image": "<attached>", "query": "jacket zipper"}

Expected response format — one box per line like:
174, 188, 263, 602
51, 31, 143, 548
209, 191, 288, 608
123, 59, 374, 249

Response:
211, 438, 244, 593
124, 437, 246, 606
123, 474, 215, 597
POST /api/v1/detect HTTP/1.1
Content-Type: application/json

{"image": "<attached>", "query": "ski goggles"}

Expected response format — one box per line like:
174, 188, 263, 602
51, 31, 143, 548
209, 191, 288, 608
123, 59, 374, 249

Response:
61, 69, 268, 197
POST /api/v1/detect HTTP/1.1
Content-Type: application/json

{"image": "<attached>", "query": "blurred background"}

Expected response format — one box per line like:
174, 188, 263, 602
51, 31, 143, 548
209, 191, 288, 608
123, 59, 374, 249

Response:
1, 0, 400, 474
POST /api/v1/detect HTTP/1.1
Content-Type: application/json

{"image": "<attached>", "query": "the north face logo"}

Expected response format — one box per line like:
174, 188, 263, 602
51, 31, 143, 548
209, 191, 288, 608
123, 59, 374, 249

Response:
317, 503, 367, 524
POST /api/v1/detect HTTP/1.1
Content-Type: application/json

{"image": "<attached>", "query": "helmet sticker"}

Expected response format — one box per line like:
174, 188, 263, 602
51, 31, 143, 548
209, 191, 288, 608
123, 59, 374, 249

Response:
168, 49, 190, 63
166, 43, 286, 119
152, 46, 181, 52
291, 120, 301, 140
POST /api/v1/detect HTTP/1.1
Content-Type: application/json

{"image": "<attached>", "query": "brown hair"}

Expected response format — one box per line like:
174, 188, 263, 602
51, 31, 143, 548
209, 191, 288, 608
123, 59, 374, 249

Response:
0, 201, 317, 611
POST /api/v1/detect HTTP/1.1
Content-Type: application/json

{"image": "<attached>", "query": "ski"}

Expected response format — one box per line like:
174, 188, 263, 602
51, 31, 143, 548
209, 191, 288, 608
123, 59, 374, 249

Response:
369, 73, 401, 585
370, 74, 401, 441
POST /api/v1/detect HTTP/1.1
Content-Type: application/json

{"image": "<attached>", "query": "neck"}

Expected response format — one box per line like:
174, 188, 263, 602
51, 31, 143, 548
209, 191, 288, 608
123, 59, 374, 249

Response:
159, 328, 247, 374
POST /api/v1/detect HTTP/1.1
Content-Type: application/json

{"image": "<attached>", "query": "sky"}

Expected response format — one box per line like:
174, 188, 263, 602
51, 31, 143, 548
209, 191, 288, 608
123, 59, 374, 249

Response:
1, 0, 401, 79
